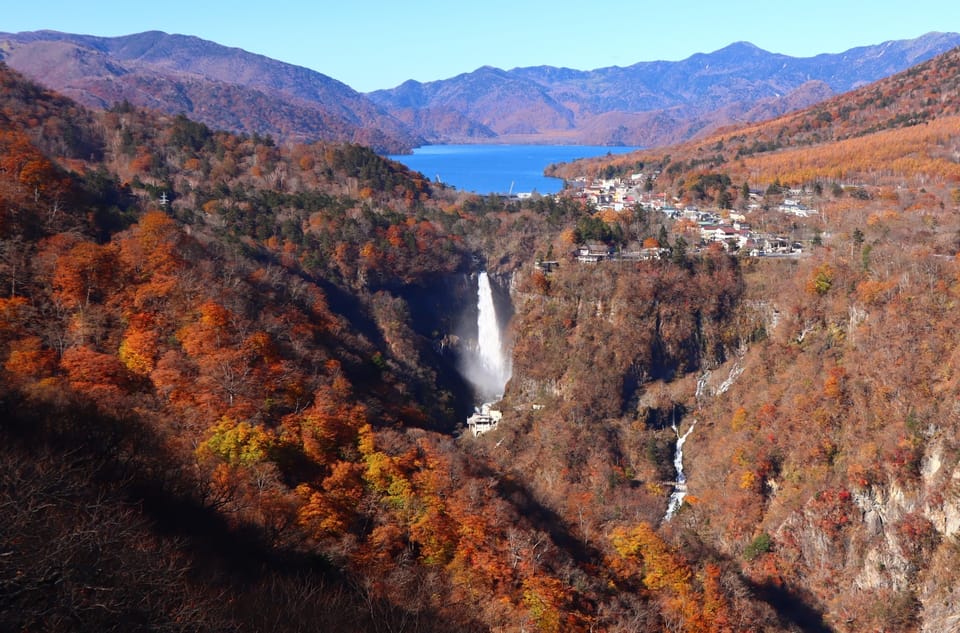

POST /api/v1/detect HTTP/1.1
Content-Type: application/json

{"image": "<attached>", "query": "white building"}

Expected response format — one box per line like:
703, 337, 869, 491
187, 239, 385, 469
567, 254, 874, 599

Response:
467, 404, 503, 437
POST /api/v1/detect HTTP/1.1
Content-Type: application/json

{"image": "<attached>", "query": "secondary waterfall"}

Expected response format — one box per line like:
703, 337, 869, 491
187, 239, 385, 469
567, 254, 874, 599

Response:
663, 358, 745, 521
463, 271, 511, 403
664, 419, 697, 521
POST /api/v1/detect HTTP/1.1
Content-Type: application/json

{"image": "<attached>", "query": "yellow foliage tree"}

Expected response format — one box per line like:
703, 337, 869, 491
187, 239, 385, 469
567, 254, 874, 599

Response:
199, 416, 274, 466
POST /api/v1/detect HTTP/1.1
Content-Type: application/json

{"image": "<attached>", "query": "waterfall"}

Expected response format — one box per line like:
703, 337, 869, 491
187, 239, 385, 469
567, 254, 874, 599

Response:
478, 272, 507, 385
663, 359, 745, 521
664, 419, 697, 521
463, 271, 511, 403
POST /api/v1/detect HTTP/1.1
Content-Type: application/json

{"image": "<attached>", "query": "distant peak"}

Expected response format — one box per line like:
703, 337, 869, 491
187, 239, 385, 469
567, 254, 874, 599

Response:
717, 41, 766, 54
683, 41, 771, 63
116, 30, 171, 42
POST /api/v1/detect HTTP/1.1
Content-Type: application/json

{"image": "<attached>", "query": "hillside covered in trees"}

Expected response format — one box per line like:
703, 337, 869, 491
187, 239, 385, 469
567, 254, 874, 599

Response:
0, 30, 422, 153
4, 39, 960, 633
533, 42, 960, 632
0, 60, 788, 632
368, 32, 959, 147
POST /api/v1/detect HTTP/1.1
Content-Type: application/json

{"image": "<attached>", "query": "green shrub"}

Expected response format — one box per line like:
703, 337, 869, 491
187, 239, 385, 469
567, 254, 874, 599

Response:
743, 532, 773, 561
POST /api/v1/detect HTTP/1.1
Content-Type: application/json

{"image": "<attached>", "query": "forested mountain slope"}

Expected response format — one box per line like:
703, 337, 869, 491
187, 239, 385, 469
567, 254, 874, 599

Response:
550, 44, 960, 189
527, 43, 960, 632
3, 29, 957, 152
0, 30, 420, 152
0, 62, 794, 632
5, 35, 960, 632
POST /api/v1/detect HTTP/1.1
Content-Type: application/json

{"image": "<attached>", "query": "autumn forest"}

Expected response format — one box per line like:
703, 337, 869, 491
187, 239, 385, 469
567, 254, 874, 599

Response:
3, 41, 960, 633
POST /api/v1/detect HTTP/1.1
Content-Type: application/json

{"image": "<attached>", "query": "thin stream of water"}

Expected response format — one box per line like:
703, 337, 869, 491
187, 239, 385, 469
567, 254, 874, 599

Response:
664, 420, 697, 521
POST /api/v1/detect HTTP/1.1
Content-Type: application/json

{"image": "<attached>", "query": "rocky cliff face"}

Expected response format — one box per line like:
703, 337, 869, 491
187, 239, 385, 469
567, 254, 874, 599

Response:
496, 210, 960, 630
376, 268, 517, 421
668, 226, 960, 631
743, 442, 958, 630
505, 256, 747, 417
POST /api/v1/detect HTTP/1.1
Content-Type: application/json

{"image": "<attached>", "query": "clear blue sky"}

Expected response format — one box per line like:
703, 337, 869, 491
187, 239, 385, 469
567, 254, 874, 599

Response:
4, 0, 959, 92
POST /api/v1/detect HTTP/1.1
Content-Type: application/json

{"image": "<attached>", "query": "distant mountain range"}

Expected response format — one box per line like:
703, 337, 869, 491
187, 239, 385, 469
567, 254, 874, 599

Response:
546, 39, 960, 190
0, 30, 422, 153
370, 33, 960, 147
2, 30, 958, 151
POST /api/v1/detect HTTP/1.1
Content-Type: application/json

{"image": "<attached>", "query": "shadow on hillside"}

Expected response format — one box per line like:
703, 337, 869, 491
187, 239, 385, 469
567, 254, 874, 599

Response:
491, 466, 603, 564
0, 386, 487, 633
313, 272, 478, 429
745, 577, 833, 633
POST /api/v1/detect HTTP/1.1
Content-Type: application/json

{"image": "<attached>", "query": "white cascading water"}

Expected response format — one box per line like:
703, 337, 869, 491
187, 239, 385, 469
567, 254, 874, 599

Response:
466, 271, 511, 403
664, 419, 697, 521
663, 359, 745, 521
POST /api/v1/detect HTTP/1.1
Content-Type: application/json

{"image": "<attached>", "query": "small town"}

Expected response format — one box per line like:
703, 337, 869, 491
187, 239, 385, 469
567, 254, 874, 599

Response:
523, 172, 819, 270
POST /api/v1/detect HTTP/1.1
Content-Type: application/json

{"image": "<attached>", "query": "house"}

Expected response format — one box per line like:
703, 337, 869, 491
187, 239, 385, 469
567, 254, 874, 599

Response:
700, 224, 752, 250
577, 242, 613, 263
466, 405, 503, 437
699, 224, 728, 242
744, 235, 802, 257
778, 200, 819, 217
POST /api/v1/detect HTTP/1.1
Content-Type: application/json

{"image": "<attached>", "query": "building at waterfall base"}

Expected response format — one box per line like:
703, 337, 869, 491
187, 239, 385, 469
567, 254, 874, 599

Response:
467, 404, 502, 437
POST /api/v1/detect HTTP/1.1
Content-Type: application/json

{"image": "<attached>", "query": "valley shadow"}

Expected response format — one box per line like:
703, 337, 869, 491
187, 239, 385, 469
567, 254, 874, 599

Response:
489, 466, 602, 564
315, 272, 477, 430
665, 532, 833, 633
0, 388, 489, 633
640, 401, 689, 431
743, 577, 833, 633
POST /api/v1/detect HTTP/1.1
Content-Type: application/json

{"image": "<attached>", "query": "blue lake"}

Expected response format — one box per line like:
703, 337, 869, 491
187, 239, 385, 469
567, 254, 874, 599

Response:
387, 144, 638, 195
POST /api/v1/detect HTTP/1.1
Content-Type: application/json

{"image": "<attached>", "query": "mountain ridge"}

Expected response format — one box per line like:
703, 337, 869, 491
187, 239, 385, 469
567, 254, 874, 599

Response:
370, 31, 960, 146
549, 40, 960, 190
1, 29, 957, 152
0, 29, 422, 152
